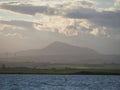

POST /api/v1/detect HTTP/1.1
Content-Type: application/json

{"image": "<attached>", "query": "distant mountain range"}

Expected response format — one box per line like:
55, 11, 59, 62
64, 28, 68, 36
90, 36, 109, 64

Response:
0, 41, 120, 65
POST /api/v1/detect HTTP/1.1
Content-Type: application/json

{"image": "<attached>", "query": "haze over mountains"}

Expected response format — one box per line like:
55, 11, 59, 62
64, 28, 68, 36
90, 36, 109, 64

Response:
17, 41, 99, 56
0, 41, 120, 67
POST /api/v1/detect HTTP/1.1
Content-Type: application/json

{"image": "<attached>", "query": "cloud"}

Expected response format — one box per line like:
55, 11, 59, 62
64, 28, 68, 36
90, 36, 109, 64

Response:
0, 20, 34, 30
90, 26, 108, 37
92, 10, 120, 29
79, 0, 96, 7
0, 20, 33, 39
0, 23, 24, 31
90, 28, 99, 36
65, 7, 95, 19
0, 4, 57, 16
4, 33, 25, 39
65, 6, 120, 29
33, 16, 80, 36
114, 0, 120, 6
0, 0, 97, 16
1, 0, 118, 37
1, 0, 120, 29
0, 19, 79, 36
0, 23, 26, 39
79, 19, 91, 29
33, 16, 109, 37
0, 17, 109, 37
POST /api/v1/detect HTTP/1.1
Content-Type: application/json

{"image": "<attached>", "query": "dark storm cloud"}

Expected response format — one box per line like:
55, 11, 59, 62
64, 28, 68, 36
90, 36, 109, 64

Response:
65, 7, 96, 19
66, 7, 120, 29
0, 4, 57, 15
92, 10, 120, 29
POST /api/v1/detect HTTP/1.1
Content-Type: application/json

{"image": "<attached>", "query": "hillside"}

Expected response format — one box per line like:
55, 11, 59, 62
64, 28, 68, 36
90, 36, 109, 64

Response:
17, 41, 100, 56
0, 41, 120, 65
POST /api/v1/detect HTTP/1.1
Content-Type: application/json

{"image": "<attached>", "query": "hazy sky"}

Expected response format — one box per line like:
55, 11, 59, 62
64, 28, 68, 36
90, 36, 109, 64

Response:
0, 0, 120, 54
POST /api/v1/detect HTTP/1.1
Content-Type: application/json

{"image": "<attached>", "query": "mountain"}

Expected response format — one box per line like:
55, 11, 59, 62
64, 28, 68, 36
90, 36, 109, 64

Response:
0, 41, 120, 65
17, 41, 99, 56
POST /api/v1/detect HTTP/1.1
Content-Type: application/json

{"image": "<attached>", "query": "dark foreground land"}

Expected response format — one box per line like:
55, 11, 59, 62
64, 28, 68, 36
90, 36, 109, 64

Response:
0, 68, 120, 75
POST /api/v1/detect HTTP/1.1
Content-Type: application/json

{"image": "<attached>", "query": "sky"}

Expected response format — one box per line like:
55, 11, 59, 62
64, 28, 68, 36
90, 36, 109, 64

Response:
0, 0, 120, 54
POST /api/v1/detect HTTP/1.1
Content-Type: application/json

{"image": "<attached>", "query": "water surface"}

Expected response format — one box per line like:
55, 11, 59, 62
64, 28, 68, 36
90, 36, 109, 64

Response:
0, 75, 120, 90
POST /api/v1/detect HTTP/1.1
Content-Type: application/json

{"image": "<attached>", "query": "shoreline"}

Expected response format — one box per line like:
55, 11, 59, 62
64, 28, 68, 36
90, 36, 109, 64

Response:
0, 68, 120, 75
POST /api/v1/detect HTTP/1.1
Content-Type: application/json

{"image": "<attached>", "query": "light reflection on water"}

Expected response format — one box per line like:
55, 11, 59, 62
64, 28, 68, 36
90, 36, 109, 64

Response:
0, 75, 120, 90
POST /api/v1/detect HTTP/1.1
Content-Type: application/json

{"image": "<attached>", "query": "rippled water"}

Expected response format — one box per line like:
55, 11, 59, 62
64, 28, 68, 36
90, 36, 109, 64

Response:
0, 75, 120, 90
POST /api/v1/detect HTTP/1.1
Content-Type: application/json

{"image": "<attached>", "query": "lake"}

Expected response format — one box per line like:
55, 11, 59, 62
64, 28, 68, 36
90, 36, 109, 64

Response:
0, 75, 120, 90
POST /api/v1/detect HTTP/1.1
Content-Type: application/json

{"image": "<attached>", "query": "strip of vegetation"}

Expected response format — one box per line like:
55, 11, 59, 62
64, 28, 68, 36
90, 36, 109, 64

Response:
0, 68, 120, 75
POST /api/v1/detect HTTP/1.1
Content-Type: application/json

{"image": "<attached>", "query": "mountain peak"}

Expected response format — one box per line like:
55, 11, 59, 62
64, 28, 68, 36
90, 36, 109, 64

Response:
17, 41, 100, 56
46, 41, 72, 48
43, 41, 99, 56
